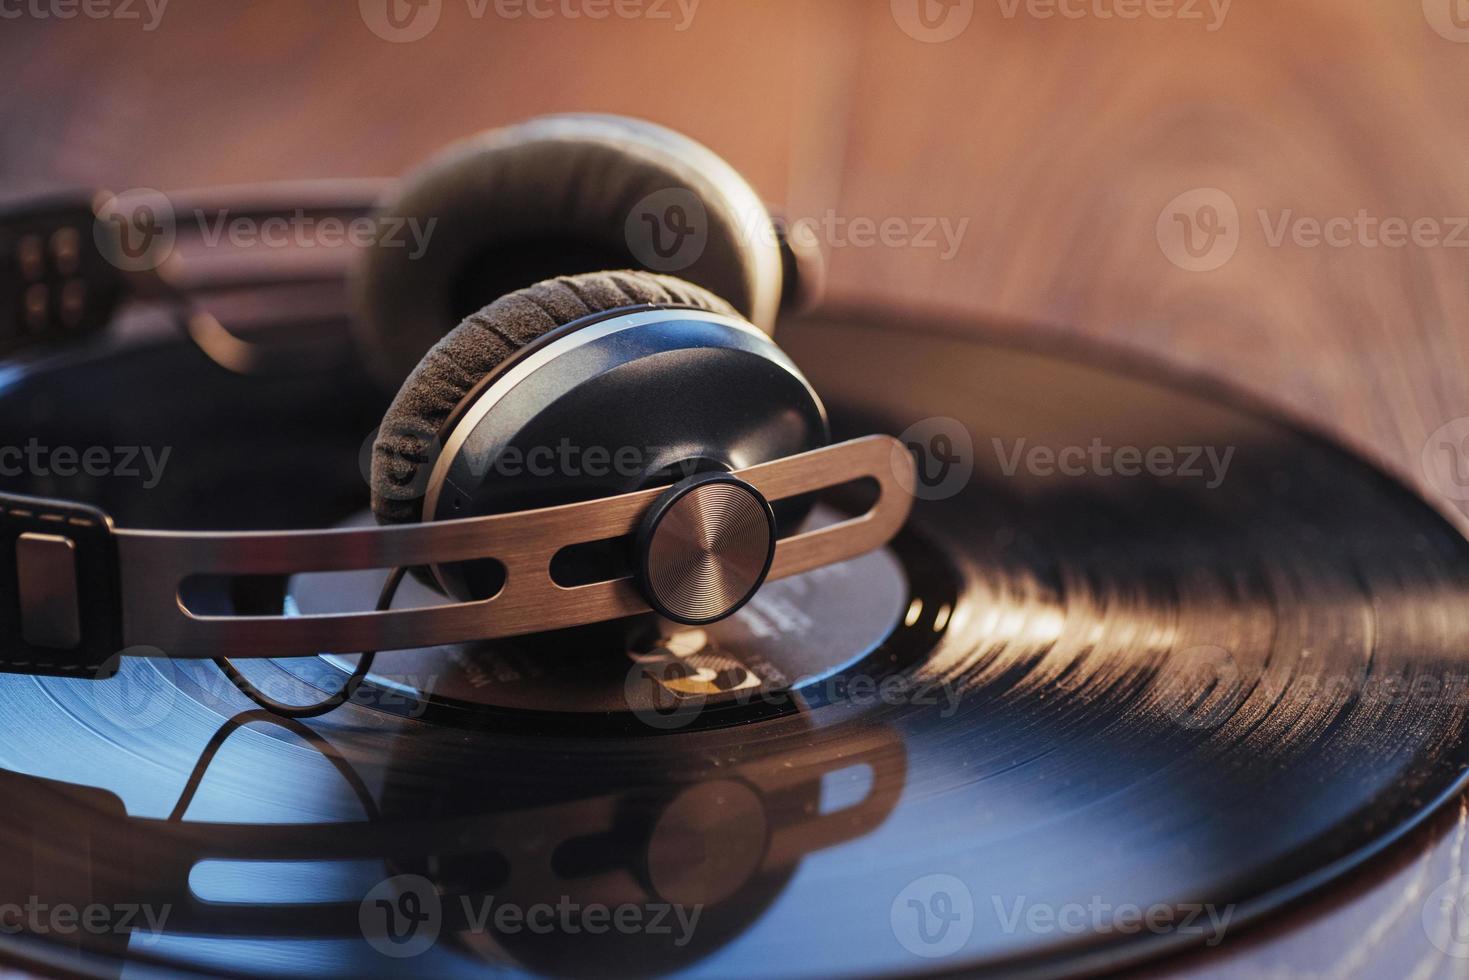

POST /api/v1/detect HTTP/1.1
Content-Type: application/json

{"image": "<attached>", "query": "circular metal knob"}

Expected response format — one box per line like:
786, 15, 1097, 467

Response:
635, 473, 777, 626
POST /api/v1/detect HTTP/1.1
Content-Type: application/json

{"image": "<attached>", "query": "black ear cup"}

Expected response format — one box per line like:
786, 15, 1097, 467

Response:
354, 114, 784, 388
370, 270, 737, 526
371, 269, 827, 603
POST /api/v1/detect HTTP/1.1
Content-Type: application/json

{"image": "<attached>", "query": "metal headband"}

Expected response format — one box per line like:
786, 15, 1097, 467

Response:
0, 435, 911, 674
0, 180, 914, 677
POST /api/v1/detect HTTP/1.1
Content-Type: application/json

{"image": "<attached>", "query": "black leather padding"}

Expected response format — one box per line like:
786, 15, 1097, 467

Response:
353, 114, 782, 388
369, 270, 737, 526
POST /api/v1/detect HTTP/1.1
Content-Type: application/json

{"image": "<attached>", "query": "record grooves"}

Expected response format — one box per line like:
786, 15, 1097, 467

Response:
1, 309, 1467, 978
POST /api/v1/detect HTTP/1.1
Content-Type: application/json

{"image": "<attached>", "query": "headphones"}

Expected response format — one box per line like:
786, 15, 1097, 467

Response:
0, 114, 912, 713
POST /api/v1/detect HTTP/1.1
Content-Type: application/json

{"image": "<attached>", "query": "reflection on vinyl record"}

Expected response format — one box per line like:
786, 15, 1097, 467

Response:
0, 311, 1467, 978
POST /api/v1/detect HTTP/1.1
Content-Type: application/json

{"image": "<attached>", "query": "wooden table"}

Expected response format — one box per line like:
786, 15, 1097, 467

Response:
6, 1, 1469, 975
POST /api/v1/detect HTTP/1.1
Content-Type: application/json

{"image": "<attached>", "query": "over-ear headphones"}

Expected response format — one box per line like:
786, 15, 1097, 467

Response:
370, 272, 826, 605
0, 114, 912, 716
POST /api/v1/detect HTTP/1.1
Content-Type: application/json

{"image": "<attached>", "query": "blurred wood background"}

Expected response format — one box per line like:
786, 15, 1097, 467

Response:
5, 1, 1469, 975
6, 0, 1469, 501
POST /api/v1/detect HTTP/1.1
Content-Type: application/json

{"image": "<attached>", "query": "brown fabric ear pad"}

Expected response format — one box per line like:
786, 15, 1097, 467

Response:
370, 270, 737, 525
354, 114, 782, 388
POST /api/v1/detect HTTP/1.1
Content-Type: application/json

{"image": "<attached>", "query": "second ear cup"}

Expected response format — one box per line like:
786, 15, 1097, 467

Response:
370, 270, 737, 526
354, 114, 784, 388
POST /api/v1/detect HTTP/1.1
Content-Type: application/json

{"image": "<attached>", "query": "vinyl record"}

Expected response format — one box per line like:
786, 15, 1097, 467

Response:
0, 310, 1466, 978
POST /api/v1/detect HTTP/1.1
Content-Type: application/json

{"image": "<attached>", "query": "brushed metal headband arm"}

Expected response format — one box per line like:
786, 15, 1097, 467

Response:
1, 180, 387, 371
112, 435, 914, 660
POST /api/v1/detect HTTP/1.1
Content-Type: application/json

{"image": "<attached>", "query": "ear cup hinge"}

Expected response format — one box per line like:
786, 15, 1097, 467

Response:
0, 493, 121, 678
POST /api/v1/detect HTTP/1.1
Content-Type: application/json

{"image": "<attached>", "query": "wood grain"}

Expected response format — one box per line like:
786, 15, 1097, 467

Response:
4, 1, 1469, 974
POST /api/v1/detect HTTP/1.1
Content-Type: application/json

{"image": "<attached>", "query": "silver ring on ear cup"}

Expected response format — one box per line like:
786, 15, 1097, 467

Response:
352, 114, 785, 388
419, 306, 828, 602
368, 271, 743, 530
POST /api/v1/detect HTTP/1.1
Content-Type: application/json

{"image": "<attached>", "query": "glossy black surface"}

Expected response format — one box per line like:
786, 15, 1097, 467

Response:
0, 310, 1467, 978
